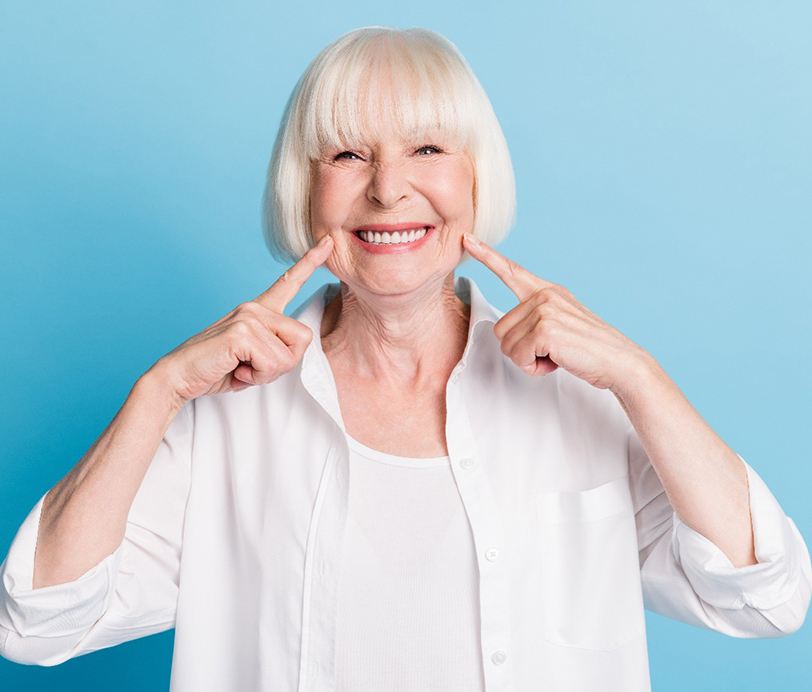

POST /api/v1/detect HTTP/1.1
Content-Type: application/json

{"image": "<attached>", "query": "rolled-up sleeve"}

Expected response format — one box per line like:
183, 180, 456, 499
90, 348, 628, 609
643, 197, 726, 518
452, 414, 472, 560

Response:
0, 492, 125, 662
629, 427, 812, 638
0, 399, 194, 666
671, 455, 809, 616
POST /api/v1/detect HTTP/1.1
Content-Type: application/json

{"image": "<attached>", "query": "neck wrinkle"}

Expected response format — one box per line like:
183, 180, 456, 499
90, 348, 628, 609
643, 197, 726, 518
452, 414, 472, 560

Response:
320, 273, 471, 384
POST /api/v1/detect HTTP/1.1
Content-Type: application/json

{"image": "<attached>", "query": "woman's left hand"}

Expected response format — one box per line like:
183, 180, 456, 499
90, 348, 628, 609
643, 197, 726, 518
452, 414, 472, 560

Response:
462, 233, 654, 390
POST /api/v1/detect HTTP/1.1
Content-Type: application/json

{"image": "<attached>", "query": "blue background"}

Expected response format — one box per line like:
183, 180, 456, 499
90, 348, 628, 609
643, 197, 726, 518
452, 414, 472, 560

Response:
1, 1, 809, 690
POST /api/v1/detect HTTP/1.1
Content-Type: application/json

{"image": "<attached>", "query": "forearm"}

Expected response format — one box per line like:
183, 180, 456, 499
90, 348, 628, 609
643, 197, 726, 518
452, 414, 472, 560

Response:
611, 356, 757, 568
33, 361, 184, 589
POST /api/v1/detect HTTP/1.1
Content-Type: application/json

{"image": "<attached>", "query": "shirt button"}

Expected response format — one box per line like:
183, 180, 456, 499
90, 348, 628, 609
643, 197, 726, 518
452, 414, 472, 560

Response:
459, 456, 475, 469
485, 547, 500, 562
491, 650, 507, 665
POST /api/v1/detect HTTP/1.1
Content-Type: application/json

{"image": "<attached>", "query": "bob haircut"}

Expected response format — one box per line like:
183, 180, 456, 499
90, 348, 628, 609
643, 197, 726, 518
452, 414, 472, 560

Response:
261, 25, 516, 264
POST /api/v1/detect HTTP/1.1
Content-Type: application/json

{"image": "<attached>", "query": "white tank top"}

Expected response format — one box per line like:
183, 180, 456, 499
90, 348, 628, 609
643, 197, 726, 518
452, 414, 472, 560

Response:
334, 433, 485, 692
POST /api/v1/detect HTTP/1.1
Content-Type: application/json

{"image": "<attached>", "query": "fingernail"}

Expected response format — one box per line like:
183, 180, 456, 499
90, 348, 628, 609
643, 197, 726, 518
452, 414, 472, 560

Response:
464, 233, 479, 246
318, 235, 332, 246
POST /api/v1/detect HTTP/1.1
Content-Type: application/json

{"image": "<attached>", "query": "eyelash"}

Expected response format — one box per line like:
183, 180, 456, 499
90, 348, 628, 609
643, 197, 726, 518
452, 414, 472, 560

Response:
334, 144, 443, 161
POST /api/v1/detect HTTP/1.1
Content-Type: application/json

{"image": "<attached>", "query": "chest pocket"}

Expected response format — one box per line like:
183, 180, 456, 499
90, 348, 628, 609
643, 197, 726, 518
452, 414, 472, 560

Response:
536, 474, 644, 651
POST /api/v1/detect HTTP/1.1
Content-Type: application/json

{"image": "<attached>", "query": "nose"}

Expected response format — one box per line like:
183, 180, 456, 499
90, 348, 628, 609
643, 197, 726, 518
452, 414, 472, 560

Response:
366, 161, 410, 208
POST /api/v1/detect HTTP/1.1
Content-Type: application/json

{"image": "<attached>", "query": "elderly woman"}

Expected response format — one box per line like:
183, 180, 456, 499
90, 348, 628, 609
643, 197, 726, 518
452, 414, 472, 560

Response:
1, 25, 810, 692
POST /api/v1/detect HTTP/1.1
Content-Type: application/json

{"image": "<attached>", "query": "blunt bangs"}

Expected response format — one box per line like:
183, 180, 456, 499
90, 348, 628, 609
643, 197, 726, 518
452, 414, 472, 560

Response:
300, 32, 475, 159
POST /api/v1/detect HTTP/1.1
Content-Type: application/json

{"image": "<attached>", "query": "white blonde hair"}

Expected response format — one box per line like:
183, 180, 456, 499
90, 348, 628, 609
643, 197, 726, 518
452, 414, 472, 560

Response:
261, 25, 516, 263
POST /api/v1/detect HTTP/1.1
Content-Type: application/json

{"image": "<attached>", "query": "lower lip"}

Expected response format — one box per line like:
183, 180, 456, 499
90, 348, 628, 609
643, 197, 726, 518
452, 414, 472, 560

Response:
350, 227, 434, 254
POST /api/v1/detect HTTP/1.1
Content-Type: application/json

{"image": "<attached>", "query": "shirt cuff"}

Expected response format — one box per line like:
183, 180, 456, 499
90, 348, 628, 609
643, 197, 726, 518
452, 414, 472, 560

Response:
0, 489, 124, 638
670, 453, 805, 611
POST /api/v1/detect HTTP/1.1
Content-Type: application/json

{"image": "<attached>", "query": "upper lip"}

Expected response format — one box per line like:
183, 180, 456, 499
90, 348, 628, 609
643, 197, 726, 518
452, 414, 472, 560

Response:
353, 223, 434, 232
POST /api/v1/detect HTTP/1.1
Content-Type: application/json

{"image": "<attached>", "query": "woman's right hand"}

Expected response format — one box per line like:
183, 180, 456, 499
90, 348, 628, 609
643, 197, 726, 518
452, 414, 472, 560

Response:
152, 235, 334, 404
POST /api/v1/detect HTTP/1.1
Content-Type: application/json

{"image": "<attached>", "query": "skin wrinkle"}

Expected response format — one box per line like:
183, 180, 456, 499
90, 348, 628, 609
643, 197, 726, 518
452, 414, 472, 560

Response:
308, 117, 476, 389
320, 278, 470, 384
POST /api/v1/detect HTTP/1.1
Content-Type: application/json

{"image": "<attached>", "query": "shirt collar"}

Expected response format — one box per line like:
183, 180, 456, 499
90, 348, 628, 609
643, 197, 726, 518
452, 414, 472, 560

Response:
292, 274, 504, 430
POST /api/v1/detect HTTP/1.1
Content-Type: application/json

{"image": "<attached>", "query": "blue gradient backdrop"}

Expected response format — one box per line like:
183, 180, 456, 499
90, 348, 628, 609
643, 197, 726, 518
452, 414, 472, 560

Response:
1, 2, 809, 690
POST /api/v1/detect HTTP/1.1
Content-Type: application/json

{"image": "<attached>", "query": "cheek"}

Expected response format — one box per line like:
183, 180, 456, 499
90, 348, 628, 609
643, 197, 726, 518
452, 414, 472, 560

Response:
424, 166, 475, 218
310, 173, 354, 222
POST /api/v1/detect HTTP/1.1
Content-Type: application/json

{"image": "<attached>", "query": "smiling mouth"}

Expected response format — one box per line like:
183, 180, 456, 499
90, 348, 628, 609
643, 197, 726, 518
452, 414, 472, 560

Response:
353, 226, 431, 245
354, 226, 431, 246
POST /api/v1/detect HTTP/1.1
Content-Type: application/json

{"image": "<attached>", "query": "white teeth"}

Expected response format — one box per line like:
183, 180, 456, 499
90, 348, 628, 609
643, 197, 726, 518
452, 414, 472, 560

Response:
359, 227, 428, 245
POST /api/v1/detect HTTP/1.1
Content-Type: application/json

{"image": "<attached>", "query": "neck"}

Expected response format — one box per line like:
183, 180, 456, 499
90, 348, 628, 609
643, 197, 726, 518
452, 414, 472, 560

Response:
320, 273, 471, 385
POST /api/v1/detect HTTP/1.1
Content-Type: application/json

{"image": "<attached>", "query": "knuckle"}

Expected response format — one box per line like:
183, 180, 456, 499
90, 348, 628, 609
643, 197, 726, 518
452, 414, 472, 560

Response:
296, 322, 314, 344
534, 302, 555, 319
234, 301, 249, 312
550, 283, 572, 300
537, 318, 558, 337
532, 287, 557, 306
243, 315, 265, 334
229, 320, 254, 338
531, 287, 547, 301
283, 349, 299, 370
258, 362, 279, 384
277, 349, 296, 374
540, 288, 567, 308
235, 300, 259, 315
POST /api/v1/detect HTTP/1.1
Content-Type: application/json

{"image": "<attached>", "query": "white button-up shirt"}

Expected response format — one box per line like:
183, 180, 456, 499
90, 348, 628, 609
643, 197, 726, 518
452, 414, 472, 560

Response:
2, 275, 810, 691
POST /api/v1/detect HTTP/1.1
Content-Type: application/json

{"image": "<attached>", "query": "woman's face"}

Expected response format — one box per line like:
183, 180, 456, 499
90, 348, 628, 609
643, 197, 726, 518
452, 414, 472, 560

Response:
309, 124, 475, 296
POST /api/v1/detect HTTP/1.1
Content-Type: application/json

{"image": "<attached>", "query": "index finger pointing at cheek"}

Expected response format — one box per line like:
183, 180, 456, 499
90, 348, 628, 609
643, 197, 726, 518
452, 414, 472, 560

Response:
254, 235, 334, 314
462, 233, 554, 301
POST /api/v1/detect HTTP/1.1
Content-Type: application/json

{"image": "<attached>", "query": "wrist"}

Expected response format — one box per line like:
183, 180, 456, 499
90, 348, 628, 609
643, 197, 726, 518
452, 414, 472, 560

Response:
609, 351, 664, 403
134, 358, 187, 415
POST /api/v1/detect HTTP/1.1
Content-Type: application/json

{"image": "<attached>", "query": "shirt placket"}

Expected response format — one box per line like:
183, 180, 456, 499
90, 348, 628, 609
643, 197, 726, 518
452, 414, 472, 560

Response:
447, 343, 516, 692
296, 340, 351, 692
